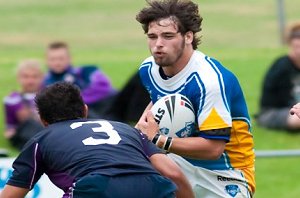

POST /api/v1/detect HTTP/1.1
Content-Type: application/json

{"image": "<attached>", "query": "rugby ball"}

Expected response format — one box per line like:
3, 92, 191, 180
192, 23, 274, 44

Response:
151, 94, 196, 138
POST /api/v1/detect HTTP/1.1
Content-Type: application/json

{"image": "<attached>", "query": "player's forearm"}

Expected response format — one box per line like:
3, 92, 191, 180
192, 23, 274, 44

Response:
150, 153, 195, 198
0, 185, 29, 198
174, 174, 195, 198
158, 136, 226, 160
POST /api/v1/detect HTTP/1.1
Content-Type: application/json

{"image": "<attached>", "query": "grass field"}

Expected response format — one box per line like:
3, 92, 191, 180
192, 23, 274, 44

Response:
1, 0, 300, 197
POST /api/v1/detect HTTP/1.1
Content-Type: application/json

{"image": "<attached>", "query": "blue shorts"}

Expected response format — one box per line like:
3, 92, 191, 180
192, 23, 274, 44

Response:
73, 173, 176, 198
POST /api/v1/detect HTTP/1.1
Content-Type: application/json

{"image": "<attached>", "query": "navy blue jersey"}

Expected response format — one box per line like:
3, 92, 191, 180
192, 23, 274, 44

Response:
7, 119, 162, 193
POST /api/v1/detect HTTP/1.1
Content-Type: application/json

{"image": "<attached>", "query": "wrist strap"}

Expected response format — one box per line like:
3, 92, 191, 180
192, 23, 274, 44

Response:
152, 133, 161, 144
163, 137, 173, 151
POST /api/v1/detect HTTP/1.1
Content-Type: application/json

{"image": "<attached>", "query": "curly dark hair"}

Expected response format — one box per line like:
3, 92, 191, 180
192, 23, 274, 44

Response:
35, 82, 85, 124
136, 0, 203, 49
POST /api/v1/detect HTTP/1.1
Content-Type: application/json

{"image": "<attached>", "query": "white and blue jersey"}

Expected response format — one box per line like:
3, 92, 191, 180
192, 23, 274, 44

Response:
139, 51, 255, 192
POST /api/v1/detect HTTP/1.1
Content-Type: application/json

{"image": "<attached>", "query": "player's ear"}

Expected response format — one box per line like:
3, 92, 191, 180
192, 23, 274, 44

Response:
83, 104, 88, 118
185, 31, 193, 45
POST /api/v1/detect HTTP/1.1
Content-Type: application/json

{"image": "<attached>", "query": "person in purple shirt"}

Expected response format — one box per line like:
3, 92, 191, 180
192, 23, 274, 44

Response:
0, 82, 194, 198
3, 59, 44, 149
43, 41, 116, 118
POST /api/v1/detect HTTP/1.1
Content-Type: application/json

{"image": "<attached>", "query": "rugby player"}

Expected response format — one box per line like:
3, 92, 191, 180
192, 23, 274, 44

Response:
136, 0, 255, 197
0, 82, 194, 198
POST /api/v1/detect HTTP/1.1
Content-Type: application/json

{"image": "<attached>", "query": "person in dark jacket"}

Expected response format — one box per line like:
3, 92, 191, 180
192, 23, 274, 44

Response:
257, 22, 300, 131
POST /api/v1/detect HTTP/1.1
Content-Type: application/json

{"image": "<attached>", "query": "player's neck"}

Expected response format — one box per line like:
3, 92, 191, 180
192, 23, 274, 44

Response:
163, 48, 194, 76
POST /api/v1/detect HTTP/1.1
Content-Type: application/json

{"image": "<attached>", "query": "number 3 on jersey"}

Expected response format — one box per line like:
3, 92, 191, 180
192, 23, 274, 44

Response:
70, 121, 122, 145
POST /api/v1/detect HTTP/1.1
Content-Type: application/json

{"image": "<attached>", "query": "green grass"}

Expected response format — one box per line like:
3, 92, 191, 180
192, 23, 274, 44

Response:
1, 0, 300, 197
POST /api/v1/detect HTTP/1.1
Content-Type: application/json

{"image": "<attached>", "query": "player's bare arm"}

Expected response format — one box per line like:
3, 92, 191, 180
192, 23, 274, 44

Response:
150, 153, 195, 198
0, 185, 29, 198
138, 111, 227, 160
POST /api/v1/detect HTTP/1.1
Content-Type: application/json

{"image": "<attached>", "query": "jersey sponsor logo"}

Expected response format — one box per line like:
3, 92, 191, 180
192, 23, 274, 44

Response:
225, 184, 241, 197
217, 176, 244, 183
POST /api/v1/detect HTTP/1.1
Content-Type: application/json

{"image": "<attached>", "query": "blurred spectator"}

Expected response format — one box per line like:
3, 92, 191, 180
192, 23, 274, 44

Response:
44, 41, 117, 118
43, 41, 150, 123
257, 22, 300, 131
3, 60, 44, 149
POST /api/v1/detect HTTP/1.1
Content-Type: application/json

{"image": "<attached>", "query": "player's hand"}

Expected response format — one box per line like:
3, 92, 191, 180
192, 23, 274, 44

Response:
290, 103, 300, 119
137, 111, 159, 140
135, 110, 148, 129
135, 102, 153, 129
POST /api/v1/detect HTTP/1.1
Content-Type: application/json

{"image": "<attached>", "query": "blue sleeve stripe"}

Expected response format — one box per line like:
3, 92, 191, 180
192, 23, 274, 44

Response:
205, 56, 230, 113
223, 152, 233, 169
194, 73, 206, 117
198, 134, 230, 142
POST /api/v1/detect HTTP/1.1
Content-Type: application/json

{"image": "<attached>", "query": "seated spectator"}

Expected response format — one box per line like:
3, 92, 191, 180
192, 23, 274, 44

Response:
44, 41, 117, 118
3, 60, 44, 149
257, 22, 300, 131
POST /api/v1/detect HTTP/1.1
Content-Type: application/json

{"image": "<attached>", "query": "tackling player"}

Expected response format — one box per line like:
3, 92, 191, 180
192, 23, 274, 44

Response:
136, 0, 255, 197
0, 82, 194, 198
